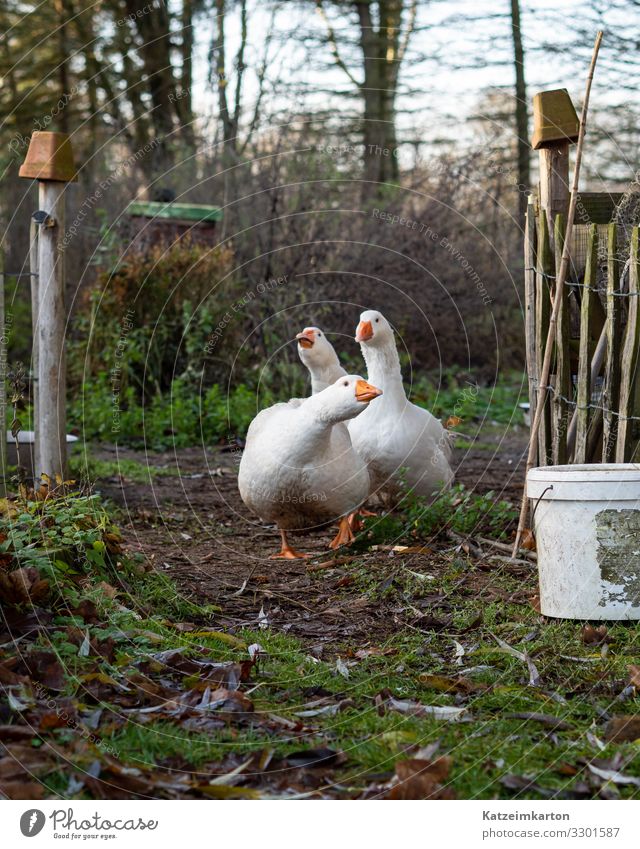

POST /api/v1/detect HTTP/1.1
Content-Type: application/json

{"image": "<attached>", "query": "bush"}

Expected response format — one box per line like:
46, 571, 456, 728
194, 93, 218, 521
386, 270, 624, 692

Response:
69, 374, 274, 450
69, 239, 239, 396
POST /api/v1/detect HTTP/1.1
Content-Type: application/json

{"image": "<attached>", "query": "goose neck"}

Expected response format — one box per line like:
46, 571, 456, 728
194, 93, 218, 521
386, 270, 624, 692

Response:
362, 341, 405, 396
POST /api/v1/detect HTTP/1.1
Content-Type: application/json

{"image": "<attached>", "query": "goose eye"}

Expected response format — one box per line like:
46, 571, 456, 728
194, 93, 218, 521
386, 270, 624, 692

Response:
343, 380, 349, 387
318, 332, 322, 337
375, 318, 379, 323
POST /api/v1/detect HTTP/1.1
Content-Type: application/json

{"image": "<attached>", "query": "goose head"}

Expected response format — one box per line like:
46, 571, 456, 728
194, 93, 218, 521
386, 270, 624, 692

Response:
296, 326, 338, 369
355, 309, 394, 348
315, 375, 382, 423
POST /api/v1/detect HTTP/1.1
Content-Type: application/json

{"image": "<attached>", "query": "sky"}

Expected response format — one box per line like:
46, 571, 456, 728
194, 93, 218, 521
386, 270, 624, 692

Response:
184, 0, 638, 187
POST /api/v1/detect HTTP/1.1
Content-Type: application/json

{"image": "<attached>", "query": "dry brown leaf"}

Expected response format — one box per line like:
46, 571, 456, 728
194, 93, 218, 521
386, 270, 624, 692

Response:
581, 624, 609, 645
418, 673, 488, 694
628, 665, 640, 689
521, 528, 536, 551
604, 715, 640, 743
388, 756, 455, 800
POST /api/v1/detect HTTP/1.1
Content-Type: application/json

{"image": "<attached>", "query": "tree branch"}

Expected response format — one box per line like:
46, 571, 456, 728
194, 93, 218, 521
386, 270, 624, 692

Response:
316, 0, 361, 88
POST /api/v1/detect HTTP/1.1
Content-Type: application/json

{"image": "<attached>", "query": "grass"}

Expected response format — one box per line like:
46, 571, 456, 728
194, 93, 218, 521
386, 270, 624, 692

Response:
75, 576, 640, 799
61, 370, 527, 452
69, 453, 180, 485
26, 534, 636, 800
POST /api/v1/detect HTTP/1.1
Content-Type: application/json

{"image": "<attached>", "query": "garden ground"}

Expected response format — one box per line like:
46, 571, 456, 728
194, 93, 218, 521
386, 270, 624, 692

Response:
2, 413, 640, 800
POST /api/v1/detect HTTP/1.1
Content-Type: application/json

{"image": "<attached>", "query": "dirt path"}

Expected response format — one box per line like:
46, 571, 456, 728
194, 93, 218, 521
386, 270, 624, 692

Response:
91, 428, 529, 646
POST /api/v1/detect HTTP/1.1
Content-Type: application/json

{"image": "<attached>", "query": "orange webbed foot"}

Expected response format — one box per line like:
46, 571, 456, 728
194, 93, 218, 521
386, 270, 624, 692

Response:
329, 516, 356, 550
270, 529, 310, 559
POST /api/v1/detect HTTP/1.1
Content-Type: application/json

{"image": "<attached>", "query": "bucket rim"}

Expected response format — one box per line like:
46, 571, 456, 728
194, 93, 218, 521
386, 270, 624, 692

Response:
528, 463, 640, 482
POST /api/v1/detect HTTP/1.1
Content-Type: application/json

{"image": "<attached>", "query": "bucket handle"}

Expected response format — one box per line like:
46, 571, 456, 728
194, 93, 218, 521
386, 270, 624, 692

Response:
531, 484, 553, 528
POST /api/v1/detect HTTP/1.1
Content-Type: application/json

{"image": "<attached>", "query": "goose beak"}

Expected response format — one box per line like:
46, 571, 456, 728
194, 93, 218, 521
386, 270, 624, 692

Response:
355, 320, 373, 343
355, 379, 382, 403
296, 329, 315, 349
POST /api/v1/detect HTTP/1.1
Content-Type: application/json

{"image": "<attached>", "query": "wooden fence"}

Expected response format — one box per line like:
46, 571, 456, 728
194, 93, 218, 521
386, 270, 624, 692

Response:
525, 204, 640, 467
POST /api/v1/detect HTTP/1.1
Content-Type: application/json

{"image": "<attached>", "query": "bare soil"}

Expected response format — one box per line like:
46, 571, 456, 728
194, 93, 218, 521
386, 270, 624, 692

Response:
91, 427, 529, 645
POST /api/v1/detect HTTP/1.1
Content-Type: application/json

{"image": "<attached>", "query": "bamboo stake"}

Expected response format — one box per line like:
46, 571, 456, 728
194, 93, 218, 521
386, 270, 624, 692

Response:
513, 30, 603, 557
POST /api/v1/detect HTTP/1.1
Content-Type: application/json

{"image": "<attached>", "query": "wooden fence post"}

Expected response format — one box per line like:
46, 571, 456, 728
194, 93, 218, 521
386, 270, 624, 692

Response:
532, 89, 579, 238
19, 131, 77, 483
602, 223, 621, 461
524, 202, 538, 456
574, 224, 598, 463
616, 228, 640, 462
29, 217, 40, 476
553, 213, 570, 464
0, 245, 6, 498
535, 213, 553, 465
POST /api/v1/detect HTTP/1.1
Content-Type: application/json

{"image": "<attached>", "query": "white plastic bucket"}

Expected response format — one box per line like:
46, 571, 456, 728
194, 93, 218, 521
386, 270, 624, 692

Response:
527, 464, 640, 620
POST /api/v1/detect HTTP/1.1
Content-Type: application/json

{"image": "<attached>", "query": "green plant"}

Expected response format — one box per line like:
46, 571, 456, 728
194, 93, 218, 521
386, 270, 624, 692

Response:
0, 491, 126, 605
409, 369, 526, 425
360, 483, 517, 548
68, 240, 238, 396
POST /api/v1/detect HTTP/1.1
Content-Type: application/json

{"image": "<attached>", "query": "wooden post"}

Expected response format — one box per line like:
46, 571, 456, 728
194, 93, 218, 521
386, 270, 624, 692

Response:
535, 213, 553, 465
574, 224, 598, 463
616, 228, 640, 462
0, 245, 6, 498
539, 144, 570, 233
553, 213, 570, 464
532, 89, 579, 239
602, 223, 621, 461
37, 182, 67, 481
19, 131, 76, 483
29, 218, 40, 475
524, 202, 538, 454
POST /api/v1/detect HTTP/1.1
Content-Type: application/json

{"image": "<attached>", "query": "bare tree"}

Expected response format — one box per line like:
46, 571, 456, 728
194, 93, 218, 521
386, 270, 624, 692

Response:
316, 0, 417, 185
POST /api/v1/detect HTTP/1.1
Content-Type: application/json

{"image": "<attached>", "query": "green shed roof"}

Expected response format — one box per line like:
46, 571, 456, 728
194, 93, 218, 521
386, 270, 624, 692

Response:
128, 201, 223, 222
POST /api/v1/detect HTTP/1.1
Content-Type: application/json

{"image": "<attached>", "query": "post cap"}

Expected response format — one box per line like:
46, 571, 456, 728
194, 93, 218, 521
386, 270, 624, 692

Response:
531, 89, 579, 150
18, 131, 77, 182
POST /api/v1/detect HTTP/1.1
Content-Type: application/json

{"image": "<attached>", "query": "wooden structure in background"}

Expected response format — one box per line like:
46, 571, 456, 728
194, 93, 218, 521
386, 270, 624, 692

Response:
526, 88, 640, 466
126, 201, 222, 255
525, 207, 640, 465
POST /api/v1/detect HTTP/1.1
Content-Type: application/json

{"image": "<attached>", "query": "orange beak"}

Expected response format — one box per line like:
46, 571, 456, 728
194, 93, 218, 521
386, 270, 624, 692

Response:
296, 329, 315, 349
355, 320, 373, 343
355, 379, 382, 403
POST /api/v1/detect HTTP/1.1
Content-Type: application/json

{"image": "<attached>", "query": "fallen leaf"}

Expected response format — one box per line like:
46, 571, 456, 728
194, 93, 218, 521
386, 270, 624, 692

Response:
384, 693, 467, 722
587, 763, 640, 788
604, 716, 640, 743
418, 673, 487, 694
581, 624, 609, 645
258, 606, 269, 630
285, 748, 342, 769
500, 774, 554, 797
78, 630, 91, 657
388, 756, 455, 800
506, 712, 570, 730
335, 657, 350, 679
628, 665, 640, 689
521, 528, 536, 551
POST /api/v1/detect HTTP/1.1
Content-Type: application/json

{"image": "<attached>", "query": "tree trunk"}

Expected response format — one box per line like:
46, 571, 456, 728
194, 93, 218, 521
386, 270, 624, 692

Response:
510, 0, 530, 227
356, 0, 402, 188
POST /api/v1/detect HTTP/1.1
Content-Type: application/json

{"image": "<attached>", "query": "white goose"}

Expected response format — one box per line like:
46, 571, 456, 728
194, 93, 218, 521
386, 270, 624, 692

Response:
347, 309, 454, 500
296, 327, 347, 393
238, 375, 381, 558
